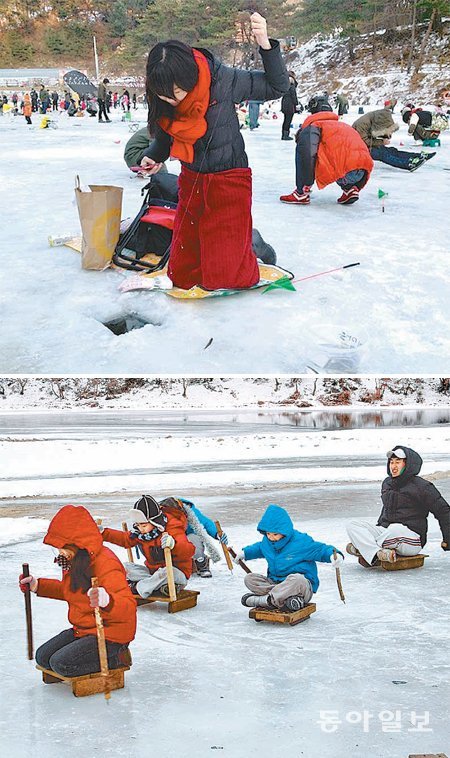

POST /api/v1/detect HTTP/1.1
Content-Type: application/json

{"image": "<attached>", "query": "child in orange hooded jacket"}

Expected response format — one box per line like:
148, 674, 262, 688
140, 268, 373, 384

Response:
19, 505, 136, 678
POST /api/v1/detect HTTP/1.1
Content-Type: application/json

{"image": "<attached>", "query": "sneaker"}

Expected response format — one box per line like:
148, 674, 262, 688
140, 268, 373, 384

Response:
195, 557, 212, 578
280, 188, 310, 205
117, 645, 132, 668
346, 542, 361, 557
377, 548, 397, 563
337, 186, 359, 204
420, 151, 436, 162
283, 595, 306, 612
241, 593, 273, 608
408, 156, 426, 172
159, 583, 185, 597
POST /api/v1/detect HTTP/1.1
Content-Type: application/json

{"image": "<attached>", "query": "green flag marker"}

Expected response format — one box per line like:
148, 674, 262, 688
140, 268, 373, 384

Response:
262, 276, 297, 294
378, 189, 389, 199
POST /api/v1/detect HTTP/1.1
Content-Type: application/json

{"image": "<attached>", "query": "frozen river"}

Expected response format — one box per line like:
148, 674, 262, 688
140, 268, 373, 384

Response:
1, 412, 449, 757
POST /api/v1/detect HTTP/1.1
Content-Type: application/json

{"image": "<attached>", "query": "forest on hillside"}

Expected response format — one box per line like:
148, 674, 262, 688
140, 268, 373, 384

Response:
0, 0, 448, 74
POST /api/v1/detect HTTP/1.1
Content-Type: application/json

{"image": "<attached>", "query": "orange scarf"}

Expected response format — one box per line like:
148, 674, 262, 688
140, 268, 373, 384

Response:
159, 49, 211, 164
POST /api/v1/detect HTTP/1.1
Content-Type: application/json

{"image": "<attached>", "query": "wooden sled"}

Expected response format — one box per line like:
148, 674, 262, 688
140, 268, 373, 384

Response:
249, 603, 316, 626
36, 664, 129, 697
133, 589, 199, 614
358, 554, 428, 571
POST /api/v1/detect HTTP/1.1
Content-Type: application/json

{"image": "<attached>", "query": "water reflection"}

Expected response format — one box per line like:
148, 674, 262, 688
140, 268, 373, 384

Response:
0, 408, 448, 440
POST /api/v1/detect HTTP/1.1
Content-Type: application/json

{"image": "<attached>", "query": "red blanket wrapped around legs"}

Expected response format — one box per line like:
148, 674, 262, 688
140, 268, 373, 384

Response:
168, 166, 260, 291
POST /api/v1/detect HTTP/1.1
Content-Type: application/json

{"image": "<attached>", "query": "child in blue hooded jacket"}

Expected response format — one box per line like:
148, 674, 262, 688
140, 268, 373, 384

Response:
234, 504, 344, 612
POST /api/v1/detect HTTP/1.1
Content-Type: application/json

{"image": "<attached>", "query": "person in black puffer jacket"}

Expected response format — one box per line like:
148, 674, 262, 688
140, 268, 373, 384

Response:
139, 12, 289, 291
280, 71, 300, 140
346, 445, 450, 566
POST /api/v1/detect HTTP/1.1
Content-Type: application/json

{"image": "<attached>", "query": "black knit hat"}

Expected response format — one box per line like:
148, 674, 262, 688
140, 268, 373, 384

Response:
307, 95, 333, 114
127, 495, 166, 529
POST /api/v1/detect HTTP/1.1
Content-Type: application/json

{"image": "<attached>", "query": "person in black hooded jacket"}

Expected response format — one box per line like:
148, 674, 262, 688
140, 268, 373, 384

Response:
346, 445, 450, 566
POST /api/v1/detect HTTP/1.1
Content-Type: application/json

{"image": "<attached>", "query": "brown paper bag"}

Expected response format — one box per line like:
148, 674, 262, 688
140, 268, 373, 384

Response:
75, 176, 123, 270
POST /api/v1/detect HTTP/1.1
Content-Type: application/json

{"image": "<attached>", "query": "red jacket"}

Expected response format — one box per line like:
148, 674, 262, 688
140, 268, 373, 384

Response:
102, 501, 195, 579
37, 505, 136, 644
302, 111, 373, 189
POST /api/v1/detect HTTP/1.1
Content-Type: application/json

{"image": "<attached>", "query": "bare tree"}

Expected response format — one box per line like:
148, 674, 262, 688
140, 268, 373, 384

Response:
406, 0, 418, 73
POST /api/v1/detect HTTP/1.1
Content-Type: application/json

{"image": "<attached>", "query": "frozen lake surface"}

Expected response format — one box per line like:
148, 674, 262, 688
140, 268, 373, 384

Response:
1, 105, 449, 373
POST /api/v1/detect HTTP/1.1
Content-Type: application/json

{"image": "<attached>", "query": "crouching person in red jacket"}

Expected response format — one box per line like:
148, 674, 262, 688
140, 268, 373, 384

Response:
19, 505, 136, 678
101, 496, 195, 599
280, 95, 374, 206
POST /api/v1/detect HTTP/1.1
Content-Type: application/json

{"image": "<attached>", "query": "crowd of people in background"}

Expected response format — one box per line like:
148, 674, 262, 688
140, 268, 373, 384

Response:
0, 85, 144, 125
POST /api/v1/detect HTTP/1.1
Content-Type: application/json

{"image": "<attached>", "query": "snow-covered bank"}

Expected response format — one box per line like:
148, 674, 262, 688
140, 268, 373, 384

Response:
291, 25, 450, 104
1, 108, 449, 373
0, 516, 48, 546
1, 425, 450, 499
1, 377, 450, 410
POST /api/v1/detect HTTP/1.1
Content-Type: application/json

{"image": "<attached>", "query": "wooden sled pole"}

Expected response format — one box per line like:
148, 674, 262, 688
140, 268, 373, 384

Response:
227, 546, 252, 574
214, 520, 233, 572
163, 542, 177, 602
91, 577, 111, 701
122, 522, 134, 563
333, 549, 346, 604
22, 563, 34, 660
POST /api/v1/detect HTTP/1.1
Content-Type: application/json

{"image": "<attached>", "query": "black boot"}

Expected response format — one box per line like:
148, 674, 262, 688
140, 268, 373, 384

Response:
252, 228, 277, 265
195, 556, 212, 578
281, 131, 293, 140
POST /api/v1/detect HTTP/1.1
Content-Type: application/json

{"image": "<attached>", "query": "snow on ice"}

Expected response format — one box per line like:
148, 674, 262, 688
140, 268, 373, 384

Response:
0, 103, 449, 373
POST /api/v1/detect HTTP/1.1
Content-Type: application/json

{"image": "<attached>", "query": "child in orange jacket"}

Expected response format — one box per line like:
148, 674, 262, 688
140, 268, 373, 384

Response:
19, 505, 136, 678
101, 495, 195, 598
23, 93, 32, 125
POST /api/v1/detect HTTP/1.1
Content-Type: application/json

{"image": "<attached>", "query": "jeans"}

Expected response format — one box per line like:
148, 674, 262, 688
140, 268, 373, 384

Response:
248, 102, 260, 130
336, 169, 367, 190
35, 628, 125, 677
370, 145, 413, 170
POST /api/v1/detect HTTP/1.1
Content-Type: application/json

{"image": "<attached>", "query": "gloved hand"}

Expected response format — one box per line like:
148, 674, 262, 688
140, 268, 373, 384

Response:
19, 574, 38, 593
161, 533, 175, 550
441, 541, 449, 551
232, 550, 245, 565
330, 552, 344, 568
217, 531, 228, 545
87, 586, 110, 608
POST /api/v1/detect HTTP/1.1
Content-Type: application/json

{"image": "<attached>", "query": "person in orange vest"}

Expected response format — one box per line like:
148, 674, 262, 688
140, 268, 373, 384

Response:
19, 505, 136, 677
280, 95, 374, 206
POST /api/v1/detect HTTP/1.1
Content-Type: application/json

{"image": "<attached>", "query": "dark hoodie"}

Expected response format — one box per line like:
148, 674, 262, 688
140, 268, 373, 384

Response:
379, 446, 450, 546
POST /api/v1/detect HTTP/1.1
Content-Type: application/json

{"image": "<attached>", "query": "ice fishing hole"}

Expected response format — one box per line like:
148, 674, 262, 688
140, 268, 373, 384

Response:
102, 314, 156, 335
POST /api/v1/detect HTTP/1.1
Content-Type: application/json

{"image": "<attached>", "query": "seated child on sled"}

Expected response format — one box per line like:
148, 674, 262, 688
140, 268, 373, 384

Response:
19, 505, 136, 678
101, 495, 195, 598
233, 504, 343, 611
